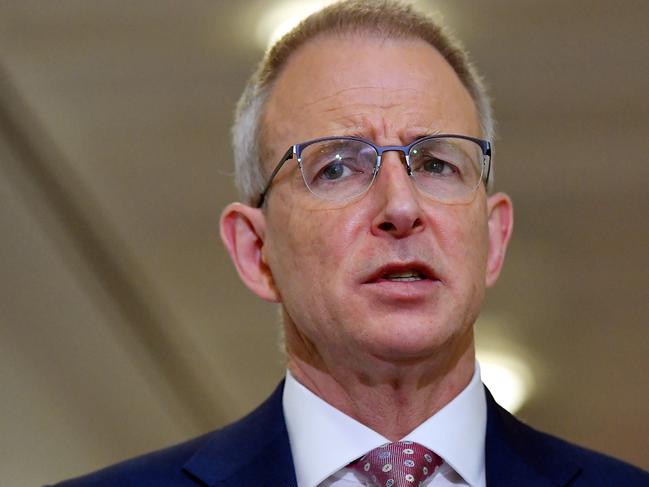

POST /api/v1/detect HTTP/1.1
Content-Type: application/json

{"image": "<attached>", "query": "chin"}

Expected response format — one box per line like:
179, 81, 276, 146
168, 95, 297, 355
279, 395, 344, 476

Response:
358, 315, 472, 364
364, 330, 449, 363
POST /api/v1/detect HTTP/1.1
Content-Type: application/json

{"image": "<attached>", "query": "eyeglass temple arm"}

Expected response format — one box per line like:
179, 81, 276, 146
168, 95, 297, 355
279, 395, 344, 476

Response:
483, 144, 492, 187
255, 146, 295, 208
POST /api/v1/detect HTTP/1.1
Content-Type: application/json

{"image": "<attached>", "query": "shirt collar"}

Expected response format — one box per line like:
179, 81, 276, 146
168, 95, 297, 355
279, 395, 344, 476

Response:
283, 364, 486, 487
403, 362, 486, 486
283, 371, 389, 486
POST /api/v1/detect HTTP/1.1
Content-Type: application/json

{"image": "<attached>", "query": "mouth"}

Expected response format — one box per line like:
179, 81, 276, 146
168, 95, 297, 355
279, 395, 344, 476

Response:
381, 270, 427, 282
365, 263, 438, 284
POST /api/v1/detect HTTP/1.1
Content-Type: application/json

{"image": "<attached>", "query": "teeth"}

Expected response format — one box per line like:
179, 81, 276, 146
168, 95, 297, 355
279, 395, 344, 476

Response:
384, 271, 424, 281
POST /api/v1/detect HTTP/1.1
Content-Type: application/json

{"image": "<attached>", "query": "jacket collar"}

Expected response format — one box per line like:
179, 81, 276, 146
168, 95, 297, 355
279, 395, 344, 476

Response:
182, 381, 297, 487
485, 387, 582, 487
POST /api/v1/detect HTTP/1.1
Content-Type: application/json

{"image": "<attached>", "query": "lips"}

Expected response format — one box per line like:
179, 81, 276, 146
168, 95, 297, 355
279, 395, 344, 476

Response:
364, 262, 438, 284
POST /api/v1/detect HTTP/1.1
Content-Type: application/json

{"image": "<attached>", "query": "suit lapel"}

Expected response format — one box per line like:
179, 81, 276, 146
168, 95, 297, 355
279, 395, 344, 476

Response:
182, 381, 298, 487
484, 387, 581, 487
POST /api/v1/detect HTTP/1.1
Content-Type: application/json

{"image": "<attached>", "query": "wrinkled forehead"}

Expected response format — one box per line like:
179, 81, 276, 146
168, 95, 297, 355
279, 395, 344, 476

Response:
259, 33, 481, 166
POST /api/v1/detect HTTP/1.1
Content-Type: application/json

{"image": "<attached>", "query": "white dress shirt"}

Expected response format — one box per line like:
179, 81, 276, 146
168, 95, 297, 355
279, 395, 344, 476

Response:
283, 364, 486, 487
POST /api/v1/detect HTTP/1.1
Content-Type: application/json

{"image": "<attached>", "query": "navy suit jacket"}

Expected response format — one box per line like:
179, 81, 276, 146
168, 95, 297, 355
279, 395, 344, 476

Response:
50, 382, 648, 486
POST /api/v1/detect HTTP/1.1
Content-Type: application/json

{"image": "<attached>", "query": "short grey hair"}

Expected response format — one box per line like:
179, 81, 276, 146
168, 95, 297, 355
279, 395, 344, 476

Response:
232, 0, 495, 206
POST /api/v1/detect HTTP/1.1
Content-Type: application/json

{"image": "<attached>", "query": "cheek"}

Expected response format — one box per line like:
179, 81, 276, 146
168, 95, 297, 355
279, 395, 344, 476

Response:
438, 204, 490, 285
464, 213, 489, 268
291, 202, 368, 260
266, 204, 362, 303
265, 205, 369, 346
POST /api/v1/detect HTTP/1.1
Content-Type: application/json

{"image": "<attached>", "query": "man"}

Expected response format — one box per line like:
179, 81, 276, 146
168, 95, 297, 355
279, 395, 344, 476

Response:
51, 1, 648, 486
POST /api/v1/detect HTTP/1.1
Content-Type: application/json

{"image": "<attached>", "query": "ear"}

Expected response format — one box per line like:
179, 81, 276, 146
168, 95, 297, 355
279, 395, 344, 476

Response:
219, 203, 280, 302
485, 192, 514, 288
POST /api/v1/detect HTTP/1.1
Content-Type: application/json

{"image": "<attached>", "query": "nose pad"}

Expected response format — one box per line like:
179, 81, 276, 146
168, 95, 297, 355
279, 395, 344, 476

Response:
404, 154, 413, 177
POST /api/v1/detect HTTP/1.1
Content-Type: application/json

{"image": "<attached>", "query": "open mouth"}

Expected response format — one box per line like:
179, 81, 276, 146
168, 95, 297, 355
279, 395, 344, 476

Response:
365, 263, 437, 284
382, 270, 427, 282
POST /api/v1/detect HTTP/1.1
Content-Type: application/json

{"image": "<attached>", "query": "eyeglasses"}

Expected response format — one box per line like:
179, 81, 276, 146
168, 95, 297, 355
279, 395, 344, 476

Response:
255, 134, 491, 208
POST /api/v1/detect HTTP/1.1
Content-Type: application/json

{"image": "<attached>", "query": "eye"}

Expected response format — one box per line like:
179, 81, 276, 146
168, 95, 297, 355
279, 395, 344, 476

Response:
418, 156, 457, 176
315, 152, 364, 181
320, 160, 352, 180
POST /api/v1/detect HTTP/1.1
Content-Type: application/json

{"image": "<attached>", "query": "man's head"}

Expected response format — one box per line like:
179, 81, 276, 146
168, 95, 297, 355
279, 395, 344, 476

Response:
221, 0, 513, 377
232, 0, 495, 207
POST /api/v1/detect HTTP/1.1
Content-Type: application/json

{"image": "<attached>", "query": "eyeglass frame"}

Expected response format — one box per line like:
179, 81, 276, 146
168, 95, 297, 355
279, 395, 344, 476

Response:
255, 134, 492, 208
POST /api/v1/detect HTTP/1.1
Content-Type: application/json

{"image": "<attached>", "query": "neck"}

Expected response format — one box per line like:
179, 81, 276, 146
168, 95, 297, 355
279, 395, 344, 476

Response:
285, 326, 476, 441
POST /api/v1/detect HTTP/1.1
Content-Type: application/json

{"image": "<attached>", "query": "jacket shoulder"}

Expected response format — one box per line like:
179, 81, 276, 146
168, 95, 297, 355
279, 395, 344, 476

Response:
519, 422, 649, 485
47, 382, 290, 487
486, 390, 649, 486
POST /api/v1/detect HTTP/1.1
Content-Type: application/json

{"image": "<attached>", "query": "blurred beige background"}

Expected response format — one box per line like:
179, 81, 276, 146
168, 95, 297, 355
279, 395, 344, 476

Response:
1, 1, 647, 486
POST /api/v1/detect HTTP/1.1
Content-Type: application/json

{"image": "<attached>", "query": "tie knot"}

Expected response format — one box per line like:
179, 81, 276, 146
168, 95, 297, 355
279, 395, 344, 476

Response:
349, 441, 442, 486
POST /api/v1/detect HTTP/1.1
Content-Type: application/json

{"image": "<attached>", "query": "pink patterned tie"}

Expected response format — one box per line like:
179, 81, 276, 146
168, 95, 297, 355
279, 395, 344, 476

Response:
349, 441, 443, 486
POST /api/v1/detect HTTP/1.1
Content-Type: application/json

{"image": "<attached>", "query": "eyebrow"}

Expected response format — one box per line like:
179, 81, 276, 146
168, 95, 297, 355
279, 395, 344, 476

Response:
402, 128, 444, 143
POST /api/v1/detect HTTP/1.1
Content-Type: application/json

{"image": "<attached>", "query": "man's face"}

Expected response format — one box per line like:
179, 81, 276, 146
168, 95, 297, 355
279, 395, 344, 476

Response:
248, 35, 509, 369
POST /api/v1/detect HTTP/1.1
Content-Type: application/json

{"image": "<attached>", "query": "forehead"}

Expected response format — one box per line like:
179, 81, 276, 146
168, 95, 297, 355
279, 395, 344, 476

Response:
261, 34, 481, 161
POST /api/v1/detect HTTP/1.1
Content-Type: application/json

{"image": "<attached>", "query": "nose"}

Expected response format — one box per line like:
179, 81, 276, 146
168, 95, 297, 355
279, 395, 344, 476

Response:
370, 152, 424, 239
